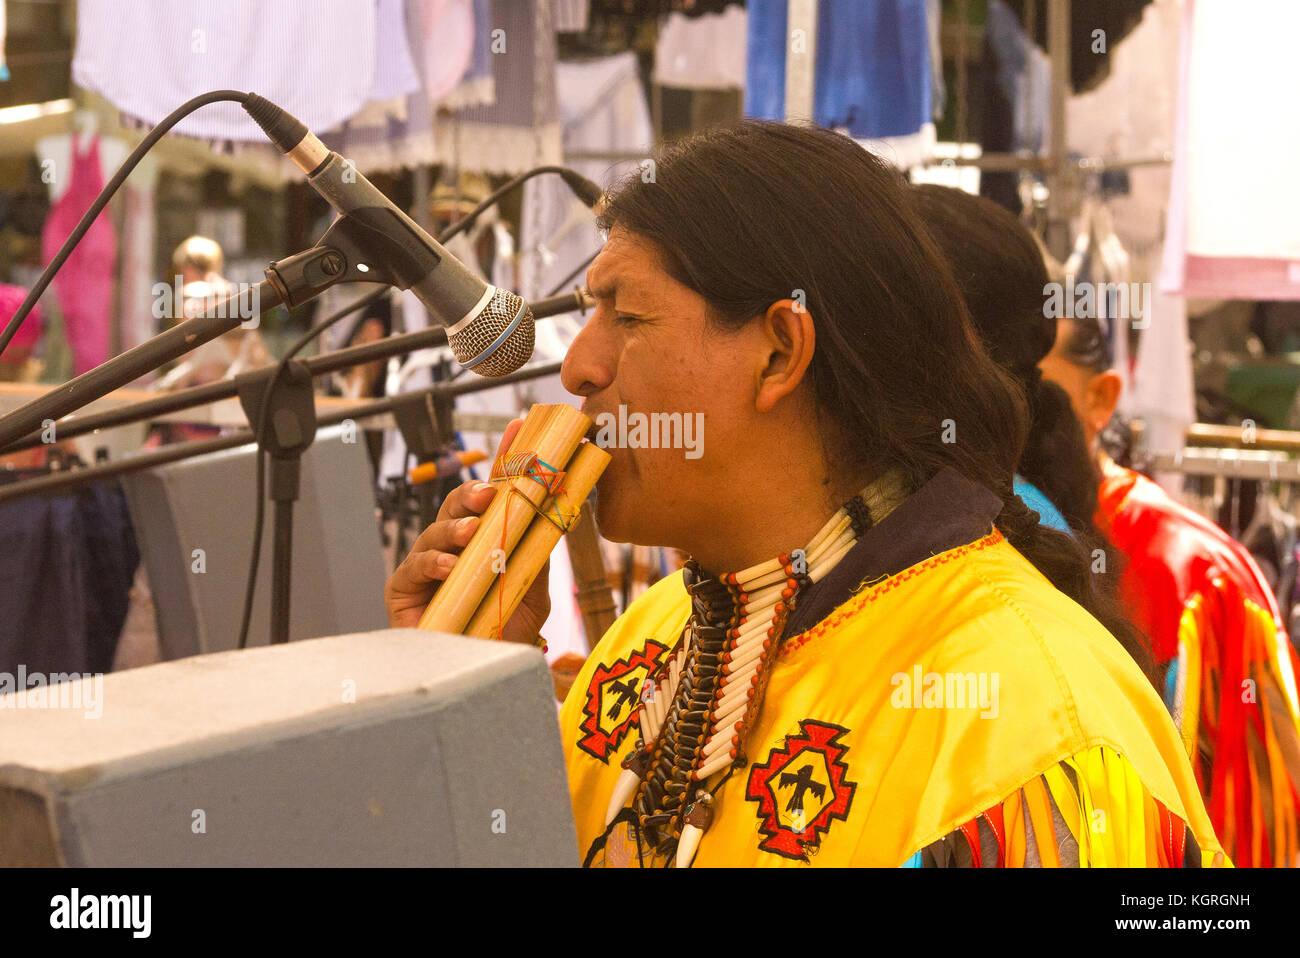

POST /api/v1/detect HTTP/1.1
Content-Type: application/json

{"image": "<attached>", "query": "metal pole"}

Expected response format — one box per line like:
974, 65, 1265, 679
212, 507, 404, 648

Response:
955, 0, 969, 147
1045, 0, 1072, 260
784, 0, 818, 123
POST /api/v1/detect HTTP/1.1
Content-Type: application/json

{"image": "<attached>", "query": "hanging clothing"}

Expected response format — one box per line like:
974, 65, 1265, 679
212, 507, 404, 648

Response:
566, 468, 1226, 867
417, 0, 475, 104
71, 0, 377, 142
439, 0, 496, 110
925, 0, 945, 121
518, 50, 651, 302
554, 0, 590, 32
1160, 0, 1300, 301
432, 0, 562, 173
0, 283, 42, 357
0, 479, 139, 677
40, 133, 116, 376
745, 0, 931, 140
986, 0, 1051, 154
322, 0, 455, 173
653, 7, 747, 91
1097, 456, 1300, 867
369, 0, 423, 104
344, 0, 424, 127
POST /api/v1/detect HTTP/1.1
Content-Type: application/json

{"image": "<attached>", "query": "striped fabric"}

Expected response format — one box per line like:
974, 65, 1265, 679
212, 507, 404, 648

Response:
72, 0, 378, 142
554, 0, 590, 32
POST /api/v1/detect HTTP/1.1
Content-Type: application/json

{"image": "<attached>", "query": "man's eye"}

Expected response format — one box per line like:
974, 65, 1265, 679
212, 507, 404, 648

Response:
613, 313, 638, 325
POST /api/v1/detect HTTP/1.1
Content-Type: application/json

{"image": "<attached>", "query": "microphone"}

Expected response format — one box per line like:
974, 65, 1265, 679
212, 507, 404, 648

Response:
243, 94, 534, 378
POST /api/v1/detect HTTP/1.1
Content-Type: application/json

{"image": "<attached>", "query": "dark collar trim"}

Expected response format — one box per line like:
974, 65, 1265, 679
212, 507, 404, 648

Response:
782, 468, 1004, 637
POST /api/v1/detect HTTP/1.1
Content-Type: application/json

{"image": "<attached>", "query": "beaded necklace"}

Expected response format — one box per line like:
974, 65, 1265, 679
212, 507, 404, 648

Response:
599, 477, 904, 867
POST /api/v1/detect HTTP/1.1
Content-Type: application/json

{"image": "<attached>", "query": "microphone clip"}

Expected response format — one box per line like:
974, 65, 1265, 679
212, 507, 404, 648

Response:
266, 209, 434, 308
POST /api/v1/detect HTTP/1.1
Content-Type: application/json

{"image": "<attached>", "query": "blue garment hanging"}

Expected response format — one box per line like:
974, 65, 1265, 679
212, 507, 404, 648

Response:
745, 0, 931, 139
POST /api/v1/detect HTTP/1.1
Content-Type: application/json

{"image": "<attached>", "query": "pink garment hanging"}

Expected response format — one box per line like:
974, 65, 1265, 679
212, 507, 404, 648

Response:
0, 283, 42, 354
41, 132, 117, 375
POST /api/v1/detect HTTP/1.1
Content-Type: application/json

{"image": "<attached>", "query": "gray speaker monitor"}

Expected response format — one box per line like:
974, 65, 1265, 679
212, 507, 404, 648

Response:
121, 426, 390, 658
0, 630, 579, 866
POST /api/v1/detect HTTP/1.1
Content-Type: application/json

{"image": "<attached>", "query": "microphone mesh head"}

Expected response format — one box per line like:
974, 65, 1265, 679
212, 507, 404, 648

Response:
447, 288, 535, 378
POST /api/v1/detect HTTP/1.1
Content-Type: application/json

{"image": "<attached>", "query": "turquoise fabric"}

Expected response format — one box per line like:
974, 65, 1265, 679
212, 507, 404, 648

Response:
1014, 476, 1071, 535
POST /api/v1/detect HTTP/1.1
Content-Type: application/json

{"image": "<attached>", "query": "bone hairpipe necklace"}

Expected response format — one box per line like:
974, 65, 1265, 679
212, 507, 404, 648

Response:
602, 476, 903, 867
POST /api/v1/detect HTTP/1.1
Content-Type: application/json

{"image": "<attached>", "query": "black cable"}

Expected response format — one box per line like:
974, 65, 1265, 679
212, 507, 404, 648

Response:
438, 165, 602, 245
546, 248, 600, 299
235, 164, 598, 647
235, 286, 389, 649
0, 90, 252, 357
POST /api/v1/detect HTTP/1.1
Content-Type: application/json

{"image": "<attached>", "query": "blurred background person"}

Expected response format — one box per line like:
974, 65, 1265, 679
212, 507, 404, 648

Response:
912, 183, 1153, 683
156, 235, 270, 391
1042, 304, 1300, 868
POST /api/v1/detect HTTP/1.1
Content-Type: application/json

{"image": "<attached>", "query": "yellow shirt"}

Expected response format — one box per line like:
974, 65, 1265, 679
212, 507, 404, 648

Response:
559, 530, 1228, 867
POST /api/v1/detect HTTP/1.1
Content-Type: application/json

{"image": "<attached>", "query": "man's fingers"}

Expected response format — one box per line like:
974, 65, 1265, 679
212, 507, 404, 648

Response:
392, 418, 527, 627
433, 480, 496, 526
495, 418, 524, 460
410, 510, 484, 557
428, 419, 523, 529
390, 548, 459, 595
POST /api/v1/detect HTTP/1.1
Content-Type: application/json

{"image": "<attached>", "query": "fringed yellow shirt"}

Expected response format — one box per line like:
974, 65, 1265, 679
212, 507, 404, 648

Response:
559, 469, 1228, 867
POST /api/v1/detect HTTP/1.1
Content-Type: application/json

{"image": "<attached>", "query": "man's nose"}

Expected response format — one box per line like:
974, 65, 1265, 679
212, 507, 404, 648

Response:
561, 315, 612, 398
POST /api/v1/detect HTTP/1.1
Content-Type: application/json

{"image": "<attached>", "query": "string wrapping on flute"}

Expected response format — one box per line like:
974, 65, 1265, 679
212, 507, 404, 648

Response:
490, 453, 576, 534
491, 452, 565, 495
488, 451, 583, 637
418, 404, 607, 640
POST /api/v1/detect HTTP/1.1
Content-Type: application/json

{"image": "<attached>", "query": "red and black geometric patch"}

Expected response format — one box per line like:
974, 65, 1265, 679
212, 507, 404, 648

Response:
745, 719, 857, 861
576, 640, 669, 762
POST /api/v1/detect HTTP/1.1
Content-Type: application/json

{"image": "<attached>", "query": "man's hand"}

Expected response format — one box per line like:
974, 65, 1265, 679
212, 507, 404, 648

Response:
384, 418, 552, 645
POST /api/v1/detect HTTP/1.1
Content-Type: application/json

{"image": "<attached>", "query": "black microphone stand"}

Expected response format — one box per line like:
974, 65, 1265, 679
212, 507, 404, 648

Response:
0, 289, 590, 456
0, 360, 563, 505
0, 211, 411, 448
235, 214, 420, 643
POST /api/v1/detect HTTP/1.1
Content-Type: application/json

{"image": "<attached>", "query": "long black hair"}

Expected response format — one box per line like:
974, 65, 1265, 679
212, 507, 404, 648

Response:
910, 183, 1150, 678
597, 121, 1152, 678
910, 183, 1100, 531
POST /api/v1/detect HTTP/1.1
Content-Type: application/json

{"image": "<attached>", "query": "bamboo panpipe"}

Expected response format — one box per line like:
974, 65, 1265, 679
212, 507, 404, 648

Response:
564, 501, 620, 652
465, 441, 610, 639
416, 403, 601, 635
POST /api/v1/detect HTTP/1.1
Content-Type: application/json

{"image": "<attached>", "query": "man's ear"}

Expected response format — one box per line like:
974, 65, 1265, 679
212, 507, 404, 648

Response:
755, 299, 816, 414
1085, 370, 1123, 436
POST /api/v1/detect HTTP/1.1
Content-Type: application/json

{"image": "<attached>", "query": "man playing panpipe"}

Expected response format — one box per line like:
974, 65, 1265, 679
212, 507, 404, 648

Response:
386, 122, 1227, 867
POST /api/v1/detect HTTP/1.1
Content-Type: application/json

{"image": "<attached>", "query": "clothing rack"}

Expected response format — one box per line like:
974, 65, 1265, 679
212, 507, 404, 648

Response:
568, 0, 1172, 260
1183, 423, 1300, 454
1149, 449, 1300, 483
1148, 422, 1300, 479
